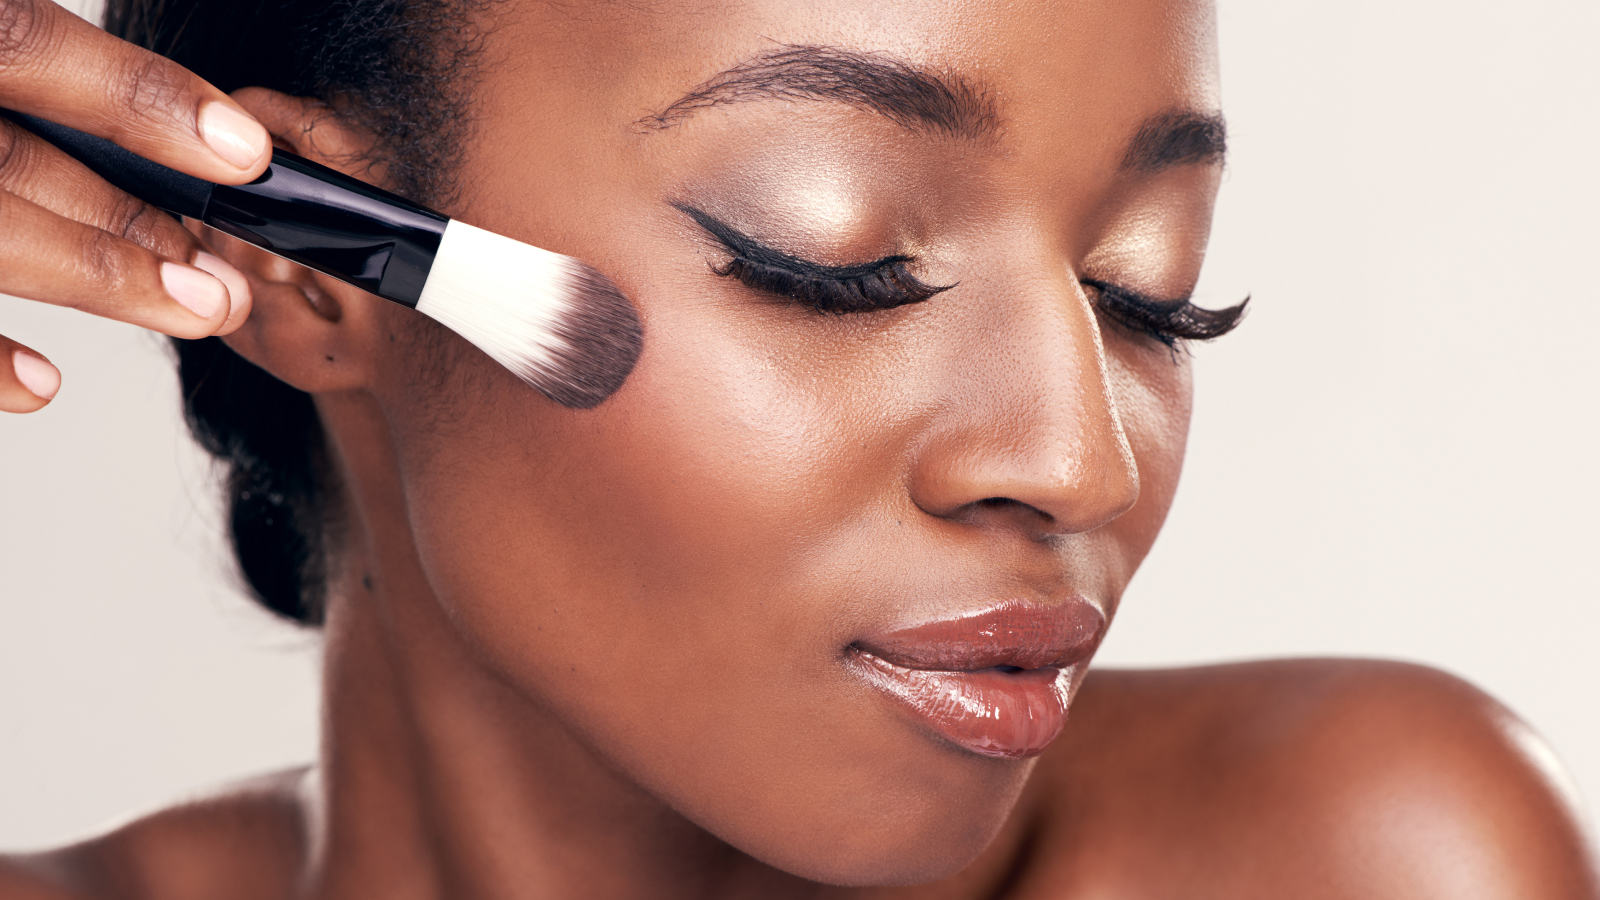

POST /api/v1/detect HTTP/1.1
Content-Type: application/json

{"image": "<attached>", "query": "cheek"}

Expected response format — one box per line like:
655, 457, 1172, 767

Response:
1105, 345, 1194, 592
393, 307, 836, 651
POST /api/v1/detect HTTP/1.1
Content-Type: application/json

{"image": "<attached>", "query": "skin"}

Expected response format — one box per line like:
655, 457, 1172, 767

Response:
1, 0, 1596, 898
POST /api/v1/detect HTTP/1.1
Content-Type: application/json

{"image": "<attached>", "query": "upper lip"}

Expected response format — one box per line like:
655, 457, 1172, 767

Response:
850, 598, 1106, 672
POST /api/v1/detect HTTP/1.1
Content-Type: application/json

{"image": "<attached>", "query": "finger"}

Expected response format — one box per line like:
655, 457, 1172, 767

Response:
0, 0, 269, 183
192, 247, 253, 335
0, 334, 60, 413
0, 116, 252, 329
0, 115, 200, 259
0, 187, 231, 338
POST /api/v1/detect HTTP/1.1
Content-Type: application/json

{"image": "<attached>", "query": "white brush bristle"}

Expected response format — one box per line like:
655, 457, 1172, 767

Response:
414, 221, 642, 408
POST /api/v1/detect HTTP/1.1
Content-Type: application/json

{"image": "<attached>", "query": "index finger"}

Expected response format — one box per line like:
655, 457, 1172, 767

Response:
0, 0, 269, 184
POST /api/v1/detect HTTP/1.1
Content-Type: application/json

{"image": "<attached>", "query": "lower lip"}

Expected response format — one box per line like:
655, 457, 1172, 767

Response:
851, 651, 1073, 759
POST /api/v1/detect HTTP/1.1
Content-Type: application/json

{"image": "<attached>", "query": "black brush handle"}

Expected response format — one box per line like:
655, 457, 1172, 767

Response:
2, 109, 450, 308
203, 151, 449, 306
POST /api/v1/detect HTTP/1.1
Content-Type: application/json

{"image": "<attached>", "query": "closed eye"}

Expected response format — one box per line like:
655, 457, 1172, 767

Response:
674, 203, 953, 314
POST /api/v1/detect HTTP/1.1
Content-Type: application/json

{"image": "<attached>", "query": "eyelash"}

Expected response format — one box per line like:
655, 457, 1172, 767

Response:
675, 203, 1247, 344
1083, 278, 1250, 349
715, 255, 950, 314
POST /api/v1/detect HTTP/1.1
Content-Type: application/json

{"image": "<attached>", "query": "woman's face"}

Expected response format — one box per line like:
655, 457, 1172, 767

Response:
363, 0, 1220, 885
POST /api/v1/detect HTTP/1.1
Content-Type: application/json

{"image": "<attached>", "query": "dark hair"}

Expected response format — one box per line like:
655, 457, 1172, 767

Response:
104, 0, 485, 623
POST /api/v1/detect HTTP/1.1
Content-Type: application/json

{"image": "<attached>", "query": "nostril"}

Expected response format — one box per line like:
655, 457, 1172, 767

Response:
969, 496, 1057, 528
977, 497, 1033, 511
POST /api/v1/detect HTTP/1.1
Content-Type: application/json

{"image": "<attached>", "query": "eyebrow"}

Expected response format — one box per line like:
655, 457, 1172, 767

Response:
1121, 110, 1228, 172
638, 44, 1226, 173
635, 44, 1000, 141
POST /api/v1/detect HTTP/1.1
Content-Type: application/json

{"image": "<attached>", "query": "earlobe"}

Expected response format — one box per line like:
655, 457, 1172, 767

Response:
197, 87, 391, 396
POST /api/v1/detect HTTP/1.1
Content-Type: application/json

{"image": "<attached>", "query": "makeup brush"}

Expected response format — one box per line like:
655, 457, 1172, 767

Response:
4, 110, 642, 409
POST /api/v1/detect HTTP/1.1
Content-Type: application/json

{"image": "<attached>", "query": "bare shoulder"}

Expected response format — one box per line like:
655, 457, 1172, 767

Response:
0, 768, 310, 900
1020, 659, 1600, 899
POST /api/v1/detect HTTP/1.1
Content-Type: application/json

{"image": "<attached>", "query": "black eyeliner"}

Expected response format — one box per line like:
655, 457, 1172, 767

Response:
671, 202, 952, 314
672, 203, 912, 279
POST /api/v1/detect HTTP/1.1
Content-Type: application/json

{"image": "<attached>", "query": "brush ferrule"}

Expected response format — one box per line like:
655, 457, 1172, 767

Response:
203, 151, 448, 308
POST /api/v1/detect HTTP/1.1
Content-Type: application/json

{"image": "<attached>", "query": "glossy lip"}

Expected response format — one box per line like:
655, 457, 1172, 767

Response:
847, 599, 1106, 759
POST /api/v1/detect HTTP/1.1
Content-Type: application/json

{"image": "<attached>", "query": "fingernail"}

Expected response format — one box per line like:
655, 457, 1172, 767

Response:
198, 101, 269, 170
12, 350, 61, 401
190, 252, 249, 315
162, 261, 227, 319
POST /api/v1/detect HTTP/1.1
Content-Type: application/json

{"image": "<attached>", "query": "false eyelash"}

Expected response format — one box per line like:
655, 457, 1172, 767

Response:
714, 255, 950, 314
1083, 277, 1249, 349
674, 202, 953, 314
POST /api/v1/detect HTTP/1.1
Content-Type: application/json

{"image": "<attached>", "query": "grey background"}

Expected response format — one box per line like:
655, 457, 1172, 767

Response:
2, 0, 1596, 848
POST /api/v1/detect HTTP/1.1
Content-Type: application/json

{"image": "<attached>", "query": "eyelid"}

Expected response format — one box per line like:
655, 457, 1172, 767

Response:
671, 202, 910, 278
673, 201, 953, 314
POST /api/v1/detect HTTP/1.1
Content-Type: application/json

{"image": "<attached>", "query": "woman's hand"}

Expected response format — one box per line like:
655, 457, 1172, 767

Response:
0, 0, 268, 413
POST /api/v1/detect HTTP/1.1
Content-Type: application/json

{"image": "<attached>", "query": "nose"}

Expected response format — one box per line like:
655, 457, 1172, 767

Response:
907, 274, 1141, 539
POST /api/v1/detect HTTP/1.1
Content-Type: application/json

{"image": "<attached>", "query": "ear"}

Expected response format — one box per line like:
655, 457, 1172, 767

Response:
201, 87, 392, 395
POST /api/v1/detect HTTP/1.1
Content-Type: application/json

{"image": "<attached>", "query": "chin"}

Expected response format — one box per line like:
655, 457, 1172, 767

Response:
708, 754, 1035, 888
757, 808, 1011, 887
